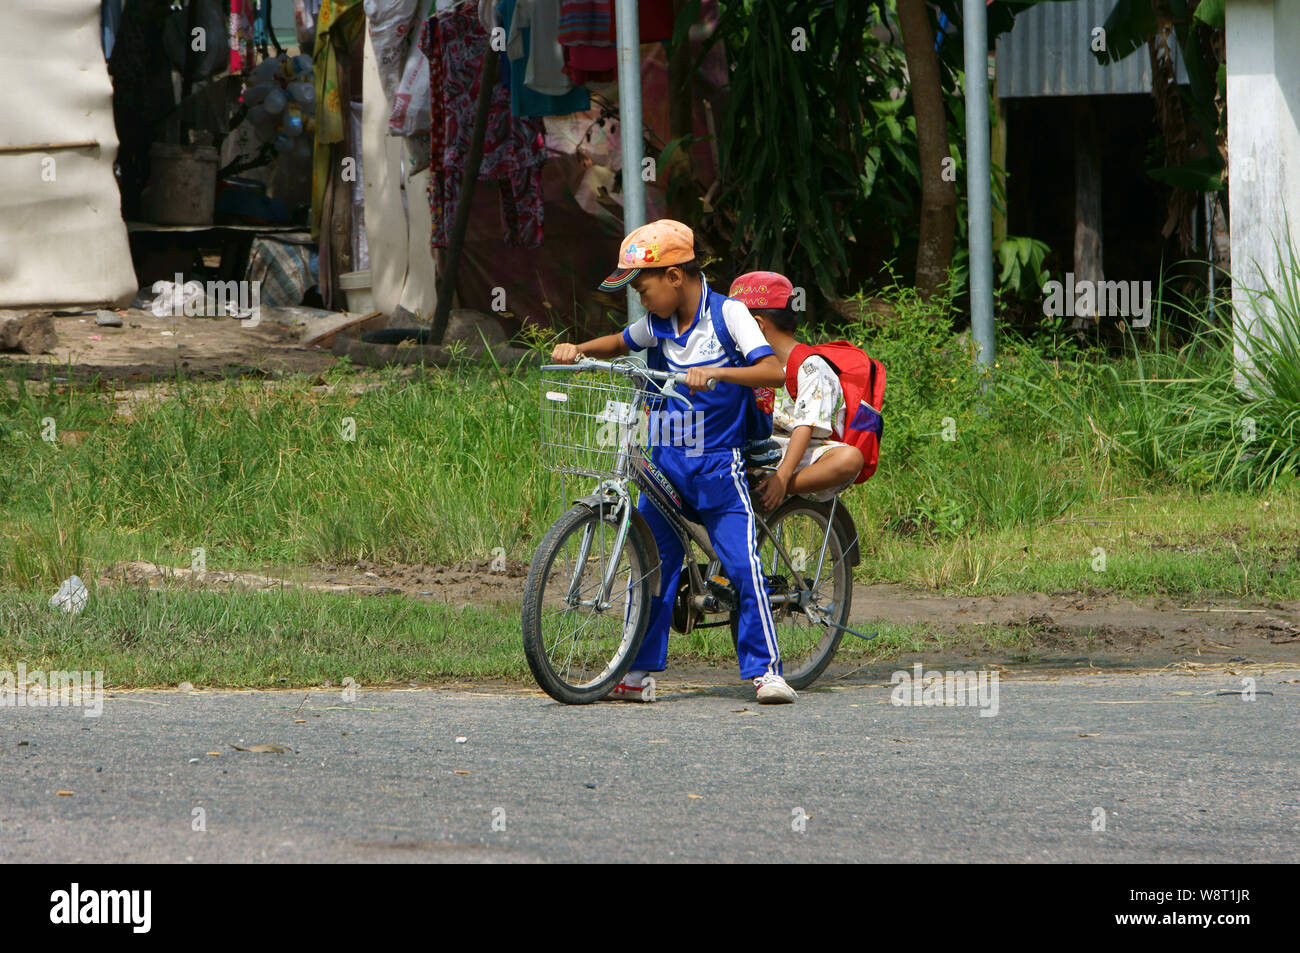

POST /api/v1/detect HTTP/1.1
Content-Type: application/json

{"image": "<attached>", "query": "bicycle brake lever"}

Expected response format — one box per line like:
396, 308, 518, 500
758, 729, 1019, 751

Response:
657, 379, 694, 410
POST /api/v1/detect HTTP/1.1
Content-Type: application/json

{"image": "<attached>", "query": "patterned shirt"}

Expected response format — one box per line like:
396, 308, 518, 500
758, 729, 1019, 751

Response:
774, 355, 845, 440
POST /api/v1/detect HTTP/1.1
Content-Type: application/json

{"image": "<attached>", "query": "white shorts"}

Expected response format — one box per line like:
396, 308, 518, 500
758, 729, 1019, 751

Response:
770, 433, 855, 502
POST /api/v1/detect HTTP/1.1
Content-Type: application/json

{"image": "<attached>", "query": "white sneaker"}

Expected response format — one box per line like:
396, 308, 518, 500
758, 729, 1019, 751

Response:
753, 672, 797, 704
604, 673, 657, 702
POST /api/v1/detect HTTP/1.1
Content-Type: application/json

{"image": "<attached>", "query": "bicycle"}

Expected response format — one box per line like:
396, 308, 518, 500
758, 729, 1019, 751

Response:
522, 356, 872, 705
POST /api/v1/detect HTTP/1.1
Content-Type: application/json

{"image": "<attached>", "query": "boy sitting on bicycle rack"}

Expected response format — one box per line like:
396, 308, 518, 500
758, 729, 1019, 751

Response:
549, 220, 800, 704
730, 271, 881, 512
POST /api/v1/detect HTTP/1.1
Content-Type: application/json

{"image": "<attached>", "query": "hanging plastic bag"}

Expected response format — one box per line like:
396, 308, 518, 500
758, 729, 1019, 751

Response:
389, 37, 431, 136
364, 0, 420, 102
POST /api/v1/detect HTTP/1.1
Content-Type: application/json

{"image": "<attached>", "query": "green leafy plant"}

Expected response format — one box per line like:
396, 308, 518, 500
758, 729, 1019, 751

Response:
995, 235, 1052, 301
696, 0, 918, 295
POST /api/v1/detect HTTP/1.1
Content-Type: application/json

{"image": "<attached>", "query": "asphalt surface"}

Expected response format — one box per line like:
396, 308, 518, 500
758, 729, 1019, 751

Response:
3, 670, 1298, 862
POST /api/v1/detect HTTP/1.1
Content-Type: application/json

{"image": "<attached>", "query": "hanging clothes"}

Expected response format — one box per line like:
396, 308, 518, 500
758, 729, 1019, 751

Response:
506, 0, 572, 96
228, 1, 255, 73
293, 0, 320, 50
556, 0, 611, 45
556, 0, 674, 84
421, 4, 547, 248
556, 0, 674, 46
311, 0, 366, 239
500, 0, 589, 117
562, 43, 615, 86
556, 0, 614, 85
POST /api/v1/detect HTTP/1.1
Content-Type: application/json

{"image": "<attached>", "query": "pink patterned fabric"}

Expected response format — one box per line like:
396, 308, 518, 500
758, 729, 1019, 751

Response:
421, 5, 547, 249
228, 0, 255, 73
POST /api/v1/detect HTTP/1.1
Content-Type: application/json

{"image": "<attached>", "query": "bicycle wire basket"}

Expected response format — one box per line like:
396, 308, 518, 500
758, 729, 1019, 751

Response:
539, 366, 651, 479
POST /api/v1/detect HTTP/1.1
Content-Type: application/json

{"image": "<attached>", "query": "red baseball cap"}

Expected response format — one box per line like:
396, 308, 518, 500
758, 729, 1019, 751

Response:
728, 271, 793, 309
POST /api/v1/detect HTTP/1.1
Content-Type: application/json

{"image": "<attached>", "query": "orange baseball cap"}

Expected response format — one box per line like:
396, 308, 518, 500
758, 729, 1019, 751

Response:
599, 219, 695, 291
729, 271, 794, 309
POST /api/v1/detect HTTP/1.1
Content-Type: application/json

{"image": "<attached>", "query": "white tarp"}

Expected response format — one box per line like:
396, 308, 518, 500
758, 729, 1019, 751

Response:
0, 1, 137, 308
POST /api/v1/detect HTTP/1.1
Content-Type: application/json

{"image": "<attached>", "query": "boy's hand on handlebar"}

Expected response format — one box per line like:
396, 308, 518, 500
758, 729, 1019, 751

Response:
551, 343, 581, 364
683, 366, 718, 392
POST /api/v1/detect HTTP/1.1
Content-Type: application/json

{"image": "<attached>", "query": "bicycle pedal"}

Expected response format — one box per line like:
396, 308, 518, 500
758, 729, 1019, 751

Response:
697, 576, 736, 615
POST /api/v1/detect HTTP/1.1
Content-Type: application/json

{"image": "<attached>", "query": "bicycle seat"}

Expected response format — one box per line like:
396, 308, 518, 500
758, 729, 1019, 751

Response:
743, 437, 782, 469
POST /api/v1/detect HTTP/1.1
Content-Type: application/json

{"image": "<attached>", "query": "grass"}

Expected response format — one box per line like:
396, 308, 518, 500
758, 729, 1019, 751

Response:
0, 580, 1120, 688
0, 587, 529, 687
4, 345, 1298, 600
0, 359, 569, 582
0, 585, 1047, 689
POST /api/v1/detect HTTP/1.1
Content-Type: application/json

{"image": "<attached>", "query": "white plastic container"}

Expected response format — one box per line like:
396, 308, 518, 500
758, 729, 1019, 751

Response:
338, 270, 374, 314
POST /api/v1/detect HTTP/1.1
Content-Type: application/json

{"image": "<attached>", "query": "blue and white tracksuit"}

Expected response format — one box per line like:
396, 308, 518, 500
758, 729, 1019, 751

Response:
621, 279, 783, 680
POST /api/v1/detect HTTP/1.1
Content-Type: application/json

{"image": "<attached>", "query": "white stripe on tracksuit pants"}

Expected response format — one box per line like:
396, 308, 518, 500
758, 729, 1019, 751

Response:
630, 445, 782, 679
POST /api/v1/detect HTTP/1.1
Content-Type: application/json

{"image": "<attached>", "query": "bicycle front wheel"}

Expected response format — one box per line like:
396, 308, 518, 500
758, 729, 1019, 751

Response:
522, 503, 656, 704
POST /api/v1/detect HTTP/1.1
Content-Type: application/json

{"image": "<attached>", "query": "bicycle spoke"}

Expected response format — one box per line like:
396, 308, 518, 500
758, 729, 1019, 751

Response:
752, 502, 850, 687
531, 506, 648, 691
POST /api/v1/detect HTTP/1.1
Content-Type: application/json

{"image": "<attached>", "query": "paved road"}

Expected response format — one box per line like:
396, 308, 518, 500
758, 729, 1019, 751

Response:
3, 670, 1298, 862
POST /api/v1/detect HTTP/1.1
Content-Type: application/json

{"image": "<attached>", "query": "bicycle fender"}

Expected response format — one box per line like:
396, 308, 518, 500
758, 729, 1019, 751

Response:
570, 495, 663, 598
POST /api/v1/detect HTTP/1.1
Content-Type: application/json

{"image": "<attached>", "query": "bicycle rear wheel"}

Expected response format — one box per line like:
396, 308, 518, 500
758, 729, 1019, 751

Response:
733, 498, 853, 690
522, 503, 656, 704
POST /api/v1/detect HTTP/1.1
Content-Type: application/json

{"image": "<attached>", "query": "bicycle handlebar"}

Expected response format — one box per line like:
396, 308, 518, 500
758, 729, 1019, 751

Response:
541, 356, 718, 391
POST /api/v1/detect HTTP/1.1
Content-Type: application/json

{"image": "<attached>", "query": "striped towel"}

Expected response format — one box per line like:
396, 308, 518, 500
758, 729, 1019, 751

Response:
557, 0, 613, 46
244, 235, 318, 307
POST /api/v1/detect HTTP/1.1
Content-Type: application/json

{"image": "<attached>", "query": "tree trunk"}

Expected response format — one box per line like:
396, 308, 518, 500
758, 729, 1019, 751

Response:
1072, 98, 1104, 330
897, 0, 957, 300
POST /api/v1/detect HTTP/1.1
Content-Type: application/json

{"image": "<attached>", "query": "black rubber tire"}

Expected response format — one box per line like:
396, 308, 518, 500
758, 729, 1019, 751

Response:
522, 503, 656, 704
731, 498, 853, 690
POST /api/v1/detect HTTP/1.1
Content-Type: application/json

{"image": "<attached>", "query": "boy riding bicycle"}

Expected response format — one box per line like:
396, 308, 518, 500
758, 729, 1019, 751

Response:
549, 221, 799, 704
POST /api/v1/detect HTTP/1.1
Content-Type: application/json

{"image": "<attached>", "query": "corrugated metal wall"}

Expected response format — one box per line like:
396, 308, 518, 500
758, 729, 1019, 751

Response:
996, 0, 1190, 98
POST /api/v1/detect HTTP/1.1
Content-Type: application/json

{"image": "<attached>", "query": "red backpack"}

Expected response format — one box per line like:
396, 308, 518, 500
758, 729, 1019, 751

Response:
785, 342, 886, 483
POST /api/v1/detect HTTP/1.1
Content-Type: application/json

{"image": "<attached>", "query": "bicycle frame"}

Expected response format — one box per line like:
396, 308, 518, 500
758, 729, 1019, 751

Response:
595, 448, 856, 634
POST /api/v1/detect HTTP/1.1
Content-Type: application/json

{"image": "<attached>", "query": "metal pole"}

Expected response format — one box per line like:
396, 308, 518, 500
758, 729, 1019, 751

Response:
615, 0, 646, 321
1206, 191, 1216, 322
963, 0, 994, 369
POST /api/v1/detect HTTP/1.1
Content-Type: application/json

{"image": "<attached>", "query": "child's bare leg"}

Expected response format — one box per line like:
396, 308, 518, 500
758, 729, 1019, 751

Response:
787, 445, 864, 496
